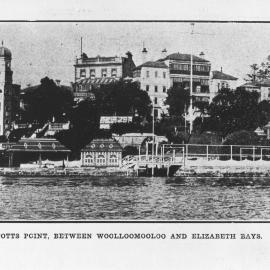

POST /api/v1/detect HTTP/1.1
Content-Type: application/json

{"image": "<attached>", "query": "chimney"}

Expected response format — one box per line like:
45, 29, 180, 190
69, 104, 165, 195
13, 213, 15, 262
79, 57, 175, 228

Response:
161, 48, 167, 59
142, 47, 148, 64
199, 51, 205, 59
126, 51, 133, 59
221, 67, 223, 73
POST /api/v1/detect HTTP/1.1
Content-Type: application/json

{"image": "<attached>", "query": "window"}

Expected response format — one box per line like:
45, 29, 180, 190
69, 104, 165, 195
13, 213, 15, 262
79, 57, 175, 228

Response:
80, 69, 86, 78
111, 68, 117, 78
109, 154, 118, 165
154, 97, 158, 104
146, 70, 150, 78
90, 69, 95, 78
102, 69, 107, 77
146, 85, 150, 91
163, 86, 166, 93
201, 79, 209, 86
155, 86, 158, 92
155, 71, 158, 78
97, 154, 106, 165
163, 72, 166, 78
154, 109, 158, 118
85, 154, 94, 165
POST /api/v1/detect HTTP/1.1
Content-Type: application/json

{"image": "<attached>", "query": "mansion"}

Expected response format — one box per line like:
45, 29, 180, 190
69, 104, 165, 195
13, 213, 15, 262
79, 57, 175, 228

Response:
73, 51, 135, 101
72, 47, 239, 118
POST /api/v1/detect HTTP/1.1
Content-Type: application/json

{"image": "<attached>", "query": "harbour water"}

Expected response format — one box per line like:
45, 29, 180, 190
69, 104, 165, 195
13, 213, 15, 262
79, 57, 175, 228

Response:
0, 176, 270, 220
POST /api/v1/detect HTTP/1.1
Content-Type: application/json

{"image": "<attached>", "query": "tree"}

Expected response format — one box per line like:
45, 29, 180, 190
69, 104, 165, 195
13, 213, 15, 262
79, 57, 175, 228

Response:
165, 84, 190, 117
22, 77, 73, 124
55, 98, 100, 154
206, 88, 267, 138
92, 80, 152, 121
246, 56, 270, 83
223, 130, 261, 146
258, 100, 270, 124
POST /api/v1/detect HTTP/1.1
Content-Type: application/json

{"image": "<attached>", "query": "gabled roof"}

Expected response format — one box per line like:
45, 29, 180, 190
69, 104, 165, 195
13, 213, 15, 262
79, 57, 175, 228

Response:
134, 61, 168, 70
82, 138, 122, 152
158, 52, 210, 63
212, 70, 238, 81
5, 138, 70, 152
239, 82, 261, 88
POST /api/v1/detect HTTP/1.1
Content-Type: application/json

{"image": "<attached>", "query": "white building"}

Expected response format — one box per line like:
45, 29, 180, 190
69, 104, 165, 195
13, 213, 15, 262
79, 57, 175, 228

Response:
209, 70, 238, 101
133, 61, 170, 118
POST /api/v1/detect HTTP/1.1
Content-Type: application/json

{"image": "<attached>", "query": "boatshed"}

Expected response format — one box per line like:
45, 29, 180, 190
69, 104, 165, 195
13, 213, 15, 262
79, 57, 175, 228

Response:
5, 138, 71, 167
81, 138, 122, 167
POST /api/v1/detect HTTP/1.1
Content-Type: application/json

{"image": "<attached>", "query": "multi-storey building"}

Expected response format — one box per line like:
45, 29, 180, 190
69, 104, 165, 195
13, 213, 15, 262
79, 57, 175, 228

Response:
0, 45, 20, 135
133, 61, 170, 118
73, 51, 136, 101
158, 52, 212, 103
209, 69, 238, 101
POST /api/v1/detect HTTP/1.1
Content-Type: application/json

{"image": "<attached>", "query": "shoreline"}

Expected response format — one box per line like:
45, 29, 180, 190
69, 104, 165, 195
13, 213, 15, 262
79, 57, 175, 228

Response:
1, 165, 270, 177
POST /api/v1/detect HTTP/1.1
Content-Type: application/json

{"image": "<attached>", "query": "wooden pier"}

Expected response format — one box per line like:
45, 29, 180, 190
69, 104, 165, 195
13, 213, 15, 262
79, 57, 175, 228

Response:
121, 145, 185, 176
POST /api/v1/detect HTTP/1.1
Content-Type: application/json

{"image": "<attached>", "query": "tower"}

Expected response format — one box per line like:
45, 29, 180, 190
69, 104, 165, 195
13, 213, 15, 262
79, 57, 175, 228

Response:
0, 43, 13, 136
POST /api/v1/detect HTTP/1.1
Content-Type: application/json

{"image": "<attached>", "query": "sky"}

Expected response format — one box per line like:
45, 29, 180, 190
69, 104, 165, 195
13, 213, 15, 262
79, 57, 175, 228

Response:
1, 22, 270, 88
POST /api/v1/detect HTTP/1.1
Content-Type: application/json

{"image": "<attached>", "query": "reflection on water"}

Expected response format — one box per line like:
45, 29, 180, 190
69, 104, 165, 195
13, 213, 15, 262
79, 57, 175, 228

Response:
0, 176, 270, 220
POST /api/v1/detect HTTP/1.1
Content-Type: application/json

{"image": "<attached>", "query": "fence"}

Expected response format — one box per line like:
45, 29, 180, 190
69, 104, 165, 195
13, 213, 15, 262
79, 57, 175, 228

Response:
167, 144, 270, 161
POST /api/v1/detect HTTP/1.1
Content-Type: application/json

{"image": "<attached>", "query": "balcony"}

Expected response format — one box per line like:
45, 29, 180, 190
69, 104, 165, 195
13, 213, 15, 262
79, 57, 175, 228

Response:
170, 69, 210, 76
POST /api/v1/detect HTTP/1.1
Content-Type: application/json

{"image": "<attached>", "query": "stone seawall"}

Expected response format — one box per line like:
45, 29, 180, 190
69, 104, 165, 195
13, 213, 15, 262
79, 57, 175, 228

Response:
0, 168, 136, 177
176, 165, 270, 177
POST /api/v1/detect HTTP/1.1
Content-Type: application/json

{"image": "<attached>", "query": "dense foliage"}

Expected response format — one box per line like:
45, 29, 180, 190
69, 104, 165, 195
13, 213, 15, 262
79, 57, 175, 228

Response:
92, 80, 152, 121
21, 77, 73, 124
55, 98, 100, 154
205, 88, 270, 138
165, 84, 190, 117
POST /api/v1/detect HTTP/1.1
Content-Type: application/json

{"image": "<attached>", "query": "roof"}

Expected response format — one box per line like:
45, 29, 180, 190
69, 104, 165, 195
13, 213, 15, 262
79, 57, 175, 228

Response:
134, 61, 168, 70
21, 84, 72, 94
159, 52, 209, 63
260, 80, 270, 87
75, 77, 119, 86
82, 138, 122, 152
0, 46, 11, 59
239, 82, 261, 88
212, 70, 238, 80
5, 138, 70, 152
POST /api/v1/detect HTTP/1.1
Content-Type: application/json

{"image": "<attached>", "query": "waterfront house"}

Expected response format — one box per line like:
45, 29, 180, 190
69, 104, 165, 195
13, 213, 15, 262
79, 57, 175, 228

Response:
81, 138, 122, 167
209, 69, 238, 101
133, 60, 170, 119
4, 138, 71, 167
73, 52, 136, 102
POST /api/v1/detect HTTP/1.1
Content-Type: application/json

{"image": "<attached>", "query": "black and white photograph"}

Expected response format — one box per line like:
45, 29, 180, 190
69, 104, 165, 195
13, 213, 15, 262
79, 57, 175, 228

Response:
1, 1, 270, 270
0, 20, 270, 220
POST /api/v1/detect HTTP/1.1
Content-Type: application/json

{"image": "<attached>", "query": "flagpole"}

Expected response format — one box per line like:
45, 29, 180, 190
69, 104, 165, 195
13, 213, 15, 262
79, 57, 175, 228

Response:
189, 22, 195, 134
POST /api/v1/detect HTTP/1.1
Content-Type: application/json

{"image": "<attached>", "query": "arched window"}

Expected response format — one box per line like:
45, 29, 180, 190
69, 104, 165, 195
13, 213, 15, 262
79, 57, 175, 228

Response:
85, 154, 93, 164
97, 154, 106, 165
109, 154, 118, 164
